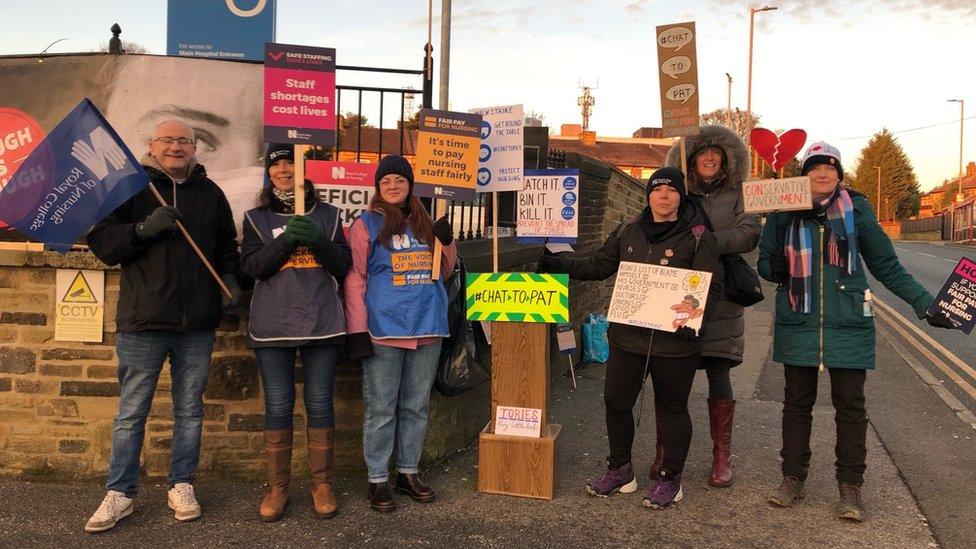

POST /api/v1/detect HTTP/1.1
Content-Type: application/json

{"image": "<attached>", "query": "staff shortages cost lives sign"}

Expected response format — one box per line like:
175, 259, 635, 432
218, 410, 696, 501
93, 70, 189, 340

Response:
263, 43, 337, 146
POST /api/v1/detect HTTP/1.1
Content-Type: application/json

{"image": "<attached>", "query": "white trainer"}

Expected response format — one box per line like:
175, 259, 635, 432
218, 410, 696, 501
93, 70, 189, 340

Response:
167, 483, 202, 522
85, 490, 134, 533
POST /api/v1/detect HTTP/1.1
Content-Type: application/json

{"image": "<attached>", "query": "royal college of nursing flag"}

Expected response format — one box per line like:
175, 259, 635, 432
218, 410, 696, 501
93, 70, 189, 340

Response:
0, 99, 148, 252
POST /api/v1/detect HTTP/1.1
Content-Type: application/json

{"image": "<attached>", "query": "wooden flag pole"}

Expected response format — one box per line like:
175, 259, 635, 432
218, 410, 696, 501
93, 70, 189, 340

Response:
679, 137, 688, 176
492, 191, 499, 273
431, 198, 447, 280
147, 182, 231, 299
293, 145, 310, 216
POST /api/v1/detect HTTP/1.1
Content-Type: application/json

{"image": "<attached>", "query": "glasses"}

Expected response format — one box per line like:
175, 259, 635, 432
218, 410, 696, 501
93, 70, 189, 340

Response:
152, 136, 195, 146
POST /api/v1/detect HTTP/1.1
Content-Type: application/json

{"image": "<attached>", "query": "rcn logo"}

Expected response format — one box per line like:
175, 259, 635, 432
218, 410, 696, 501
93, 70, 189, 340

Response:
70, 127, 127, 180
287, 129, 298, 139
331, 166, 346, 179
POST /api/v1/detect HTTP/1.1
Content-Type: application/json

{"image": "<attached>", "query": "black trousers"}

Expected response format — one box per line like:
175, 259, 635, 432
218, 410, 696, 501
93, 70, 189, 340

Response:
780, 365, 868, 486
700, 356, 734, 400
604, 346, 699, 475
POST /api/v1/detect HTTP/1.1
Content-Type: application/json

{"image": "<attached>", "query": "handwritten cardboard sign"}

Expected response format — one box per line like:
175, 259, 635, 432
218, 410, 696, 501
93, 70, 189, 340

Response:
494, 405, 543, 438
607, 261, 712, 333
927, 257, 976, 334
516, 169, 579, 243
655, 21, 700, 138
742, 176, 813, 214
466, 272, 569, 323
414, 108, 482, 202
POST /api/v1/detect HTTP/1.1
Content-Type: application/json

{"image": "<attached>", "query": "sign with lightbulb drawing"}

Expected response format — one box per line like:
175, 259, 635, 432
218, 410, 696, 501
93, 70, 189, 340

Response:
655, 21, 700, 138
607, 261, 712, 334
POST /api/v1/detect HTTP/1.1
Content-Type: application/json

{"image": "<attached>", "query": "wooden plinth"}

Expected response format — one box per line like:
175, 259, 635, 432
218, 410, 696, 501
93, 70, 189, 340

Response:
477, 423, 561, 500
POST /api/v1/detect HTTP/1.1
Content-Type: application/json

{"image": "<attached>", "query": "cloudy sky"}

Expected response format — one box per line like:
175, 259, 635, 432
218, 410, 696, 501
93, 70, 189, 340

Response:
3, 0, 974, 190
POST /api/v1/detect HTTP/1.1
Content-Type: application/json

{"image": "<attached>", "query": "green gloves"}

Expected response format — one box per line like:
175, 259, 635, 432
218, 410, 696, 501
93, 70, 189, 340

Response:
283, 215, 320, 246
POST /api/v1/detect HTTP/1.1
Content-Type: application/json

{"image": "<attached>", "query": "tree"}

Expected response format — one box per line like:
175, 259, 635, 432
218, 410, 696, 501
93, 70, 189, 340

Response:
339, 112, 372, 133
699, 108, 760, 145
401, 110, 420, 131
850, 129, 921, 220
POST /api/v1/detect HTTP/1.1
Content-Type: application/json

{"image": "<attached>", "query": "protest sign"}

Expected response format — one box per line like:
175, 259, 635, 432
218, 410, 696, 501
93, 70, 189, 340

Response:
55, 269, 104, 342
494, 405, 543, 438
263, 43, 336, 146
926, 257, 976, 334
167, 0, 275, 61
468, 104, 523, 193
516, 169, 579, 243
306, 160, 375, 234
466, 272, 569, 323
0, 108, 45, 228
742, 176, 813, 214
656, 22, 700, 138
751, 128, 807, 172
607, 261, 713, 333
413, 109, 481, 202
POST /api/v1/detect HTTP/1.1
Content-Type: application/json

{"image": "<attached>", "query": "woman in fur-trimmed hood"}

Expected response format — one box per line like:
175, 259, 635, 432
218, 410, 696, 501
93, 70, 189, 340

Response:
665, 124, 760, 488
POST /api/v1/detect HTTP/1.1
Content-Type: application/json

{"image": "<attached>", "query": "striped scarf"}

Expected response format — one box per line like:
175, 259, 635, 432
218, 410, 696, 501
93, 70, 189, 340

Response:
785, 188, 857, 313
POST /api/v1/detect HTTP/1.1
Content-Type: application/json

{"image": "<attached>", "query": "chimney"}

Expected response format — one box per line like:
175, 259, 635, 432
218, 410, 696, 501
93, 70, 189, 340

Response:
632, 127, 663, 138
560, 123, 581, 137
580, 130, 597, 146
967, 161, 975, 177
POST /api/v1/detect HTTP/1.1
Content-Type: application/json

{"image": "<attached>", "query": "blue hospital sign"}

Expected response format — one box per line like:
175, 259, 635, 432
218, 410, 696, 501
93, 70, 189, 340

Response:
167, 0, 276, 61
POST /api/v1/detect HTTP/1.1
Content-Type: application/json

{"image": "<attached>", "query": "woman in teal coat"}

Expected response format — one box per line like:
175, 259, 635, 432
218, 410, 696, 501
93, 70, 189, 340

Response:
757, 142, 954, 522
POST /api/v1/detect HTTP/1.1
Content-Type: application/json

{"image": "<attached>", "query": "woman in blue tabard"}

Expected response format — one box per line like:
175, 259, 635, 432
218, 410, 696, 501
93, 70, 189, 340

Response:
344, 154, 456, 513
242, 144, 351, 522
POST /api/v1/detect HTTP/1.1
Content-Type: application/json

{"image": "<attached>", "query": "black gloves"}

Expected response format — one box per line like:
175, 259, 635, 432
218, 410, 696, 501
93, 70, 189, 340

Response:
433, 216, 454, 245
283, 215, 320, 246
220, 274, 241, 309
674, 326, 699, 341
925, 311, 955, 329
136, 206, 181, 240
769, 252, 790, 284
536, 250, 562, 273
346, 332, 374, 362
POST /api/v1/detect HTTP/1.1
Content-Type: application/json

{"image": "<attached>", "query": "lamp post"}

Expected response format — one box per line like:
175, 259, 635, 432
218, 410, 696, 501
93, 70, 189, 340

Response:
875, 165, 882, 215
948, 99, 965, 203
40, 37, 68, 54
725, 72, 732, 126
747, 5, 777, 175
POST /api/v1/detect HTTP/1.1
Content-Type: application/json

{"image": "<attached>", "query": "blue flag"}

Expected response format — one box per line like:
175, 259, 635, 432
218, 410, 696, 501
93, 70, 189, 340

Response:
0, 99, 147, 252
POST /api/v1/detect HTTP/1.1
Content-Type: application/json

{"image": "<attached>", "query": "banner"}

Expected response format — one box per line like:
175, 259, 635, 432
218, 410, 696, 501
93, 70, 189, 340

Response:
465, 272, 569, 323
55, 269, 104, 342
742, 176, 813, 214
0, 99, 148, 252
413, 109, 481, 202
516, 169, 579, 243
927, 257, 976, 334
167, 0, 276, 61
0, 108, 46, 228
306, 159, 376, 234
263, 43, 337, 146
468, 104, 523, 193
607, 261, 712, 333
656, 22, 700, 138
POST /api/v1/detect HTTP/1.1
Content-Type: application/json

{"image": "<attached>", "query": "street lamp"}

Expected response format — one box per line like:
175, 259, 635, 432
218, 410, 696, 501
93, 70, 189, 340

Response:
948, 99, 965, 203
874, 165, 882, 215
40, 37, 68, 54
747, 5, 777, 176
725, 73, 733, 126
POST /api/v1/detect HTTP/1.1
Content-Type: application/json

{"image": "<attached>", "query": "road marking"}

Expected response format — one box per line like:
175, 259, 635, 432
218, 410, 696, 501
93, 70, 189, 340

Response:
896, 247, 911, 252
946, 258, 958, 262
918, 252, 936, 258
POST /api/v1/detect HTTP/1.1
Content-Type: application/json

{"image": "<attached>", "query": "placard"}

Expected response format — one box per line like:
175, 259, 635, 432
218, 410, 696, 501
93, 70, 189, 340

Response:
306, 160, 375, 234
466, 272, 569, 323
494, 405, 542, 438
55, 269, 104, 342
556, 323, 577, 355
413, 109, 482, 201
263, 43, 336, 146
607, 261, 712, 333
926, 257, 976, 334
468, 104, 523, 193
656, 21, 700, 138
516, 169, 579, 244
741, 176, 813, 214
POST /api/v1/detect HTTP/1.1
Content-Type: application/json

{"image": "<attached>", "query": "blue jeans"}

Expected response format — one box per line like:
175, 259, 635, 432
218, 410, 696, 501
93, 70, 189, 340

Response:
361, 340, 442, 483
255, 345, 339, 430
106, 330, 215, 497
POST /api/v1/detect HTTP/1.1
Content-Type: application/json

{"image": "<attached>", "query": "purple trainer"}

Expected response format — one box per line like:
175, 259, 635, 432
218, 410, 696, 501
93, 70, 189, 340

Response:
643, 470, 683, 509
586, 462, 638, 497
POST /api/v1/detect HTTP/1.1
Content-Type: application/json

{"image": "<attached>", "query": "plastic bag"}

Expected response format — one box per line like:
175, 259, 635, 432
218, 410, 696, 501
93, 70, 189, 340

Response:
434, 257, 491, 397
582, 313, 609, 364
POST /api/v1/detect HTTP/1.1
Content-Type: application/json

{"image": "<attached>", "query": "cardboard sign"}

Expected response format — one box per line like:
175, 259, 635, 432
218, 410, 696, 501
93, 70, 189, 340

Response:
926, 257, 976, 334
742, 177, 813, 214
556, 323, 577, 355
466, 272, 569, 323
263, 43, 337, 146
607, 261, 712, 333
516, 169, 579, 244
656, 22, 700, 138
55, 269, 104, 342
494, 405, 542, 438
468, 104, 524, 193
306, 160, 375, 234
167, 0, 276, 61
413, 109, 482, 201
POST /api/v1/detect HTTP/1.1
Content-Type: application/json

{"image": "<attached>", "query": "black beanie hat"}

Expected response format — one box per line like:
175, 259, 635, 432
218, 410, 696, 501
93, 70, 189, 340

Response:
375, 154, 414, 189
646, 167, 687, 202
265, 143, 294, 174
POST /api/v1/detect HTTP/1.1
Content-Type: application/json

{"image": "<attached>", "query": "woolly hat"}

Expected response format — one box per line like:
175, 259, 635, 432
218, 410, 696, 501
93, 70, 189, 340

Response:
646, 166, 687, 202
801, 142, 844, 181
375, 154, 414, 189
265, 143, 294, 174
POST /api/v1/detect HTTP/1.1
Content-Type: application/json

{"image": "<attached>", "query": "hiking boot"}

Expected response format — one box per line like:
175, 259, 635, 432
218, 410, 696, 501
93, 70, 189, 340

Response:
768, 476, 806, 507
585, 462, 638, 497
167, 483, 202, 522
643, 469, 683, 509
84, 490, 134, 533
837, 483, 865, 522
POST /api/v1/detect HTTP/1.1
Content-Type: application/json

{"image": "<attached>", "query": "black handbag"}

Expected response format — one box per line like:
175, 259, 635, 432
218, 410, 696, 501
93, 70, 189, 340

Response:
723, 254, 764, 307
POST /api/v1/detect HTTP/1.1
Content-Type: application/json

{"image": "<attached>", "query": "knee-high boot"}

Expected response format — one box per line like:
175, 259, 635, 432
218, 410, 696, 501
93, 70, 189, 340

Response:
259, 428, 292, 522
307, 427, 338, 518
708, 398, 735, 487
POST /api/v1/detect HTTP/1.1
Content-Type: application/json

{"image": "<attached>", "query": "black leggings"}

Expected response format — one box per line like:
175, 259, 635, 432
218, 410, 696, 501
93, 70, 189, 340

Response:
604, 346, 698, 475
700, 356, 734, 400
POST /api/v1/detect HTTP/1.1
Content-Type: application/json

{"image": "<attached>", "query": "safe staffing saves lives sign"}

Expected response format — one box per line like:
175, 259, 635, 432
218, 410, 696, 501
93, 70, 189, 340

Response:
263, 43, 337, 146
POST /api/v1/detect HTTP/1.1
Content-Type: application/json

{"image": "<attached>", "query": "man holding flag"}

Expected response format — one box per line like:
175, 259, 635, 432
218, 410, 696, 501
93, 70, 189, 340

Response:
83, 119, 240, 533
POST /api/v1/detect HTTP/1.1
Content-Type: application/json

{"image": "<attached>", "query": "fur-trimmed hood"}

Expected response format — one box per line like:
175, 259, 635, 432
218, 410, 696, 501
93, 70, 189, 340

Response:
665, 125, 750, 191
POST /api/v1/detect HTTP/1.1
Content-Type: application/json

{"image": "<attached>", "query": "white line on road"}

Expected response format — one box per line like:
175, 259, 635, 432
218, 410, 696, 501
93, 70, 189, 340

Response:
896, 247, 911, 252
947, 258, 958, 262
875, 298, 976, 384
918, 252, 937, 258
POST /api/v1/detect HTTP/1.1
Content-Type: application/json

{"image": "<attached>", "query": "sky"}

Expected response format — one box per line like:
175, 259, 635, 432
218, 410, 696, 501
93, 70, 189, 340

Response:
3, 0, 975, 192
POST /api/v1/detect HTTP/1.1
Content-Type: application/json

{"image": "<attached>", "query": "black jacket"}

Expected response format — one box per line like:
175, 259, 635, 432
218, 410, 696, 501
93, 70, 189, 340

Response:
87, 163, 240, 333
557, 201, 724, 358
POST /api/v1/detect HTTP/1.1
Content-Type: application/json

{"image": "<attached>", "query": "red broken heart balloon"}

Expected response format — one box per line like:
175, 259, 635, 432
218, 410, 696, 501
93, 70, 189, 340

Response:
750, 128, 807, 172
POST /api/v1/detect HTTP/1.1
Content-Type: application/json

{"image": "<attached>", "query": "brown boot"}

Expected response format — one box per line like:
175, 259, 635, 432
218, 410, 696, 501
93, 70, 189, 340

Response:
259, 428, 292, 522
649, 406, 664, 478
307, 427, 338, 519
708, 398, 735, 487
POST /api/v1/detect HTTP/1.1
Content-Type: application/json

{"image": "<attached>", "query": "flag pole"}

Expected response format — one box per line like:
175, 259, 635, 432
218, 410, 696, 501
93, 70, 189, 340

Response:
293, 145, 309, 216
431, 198, 447, 280
147, 182, 231, 299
